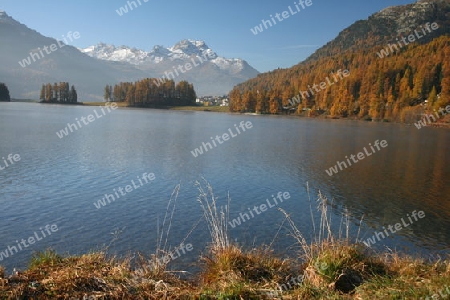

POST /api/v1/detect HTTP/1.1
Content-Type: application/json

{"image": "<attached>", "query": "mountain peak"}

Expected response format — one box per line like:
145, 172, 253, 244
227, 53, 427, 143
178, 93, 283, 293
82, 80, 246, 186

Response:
0, 10, 23, 27
169, 39, 217, 59
171, 39, 207, 51
76, 39, 258, 94
81, 39, 224, 65
0, 10, 15, 21
304, 0, 449, 63
375, 0, 436, 19
79, 43, 150, 65
0, 10, 11, 21
0, 11, 258, 98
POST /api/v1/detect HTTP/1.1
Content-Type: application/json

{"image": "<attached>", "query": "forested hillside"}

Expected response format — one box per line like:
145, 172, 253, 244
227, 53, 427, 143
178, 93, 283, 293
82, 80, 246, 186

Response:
230, 0, 450, 122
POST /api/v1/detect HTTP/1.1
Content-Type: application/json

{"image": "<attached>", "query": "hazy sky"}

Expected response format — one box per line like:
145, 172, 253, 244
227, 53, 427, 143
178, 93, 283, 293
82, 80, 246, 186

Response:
2, 0, 415, 72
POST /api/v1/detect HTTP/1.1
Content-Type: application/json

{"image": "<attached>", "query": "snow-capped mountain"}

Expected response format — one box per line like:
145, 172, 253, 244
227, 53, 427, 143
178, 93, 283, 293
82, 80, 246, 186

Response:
80, 43, 150, 65
167, 39, 217, 60
78, 39, 259, 95
79, 39, 250, 74
0, 10, 259, 98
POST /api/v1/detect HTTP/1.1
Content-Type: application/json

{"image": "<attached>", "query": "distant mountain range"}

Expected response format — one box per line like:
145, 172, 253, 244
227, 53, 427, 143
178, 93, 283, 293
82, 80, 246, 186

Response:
0, 11, 259, 100
80, 40, 224, 67
79, 40, 259, 96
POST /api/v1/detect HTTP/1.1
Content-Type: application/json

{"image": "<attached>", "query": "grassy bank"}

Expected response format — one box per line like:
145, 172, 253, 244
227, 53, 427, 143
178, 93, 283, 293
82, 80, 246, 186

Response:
10, 99, 38, 102
82, 102, 129, 108
82, 102, 230, 113
166, 105, 230, 113
1, 182, 448, 299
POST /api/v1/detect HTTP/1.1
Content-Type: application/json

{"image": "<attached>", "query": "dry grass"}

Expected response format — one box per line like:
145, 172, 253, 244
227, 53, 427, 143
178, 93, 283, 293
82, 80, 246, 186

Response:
198, 245, 296, 299
0, 249, 196, 299
1, 250, 132, 299
1, 182, 449, 299
195, 179, 295, 298
355, 253, 450, 299
195, 179, 230, 253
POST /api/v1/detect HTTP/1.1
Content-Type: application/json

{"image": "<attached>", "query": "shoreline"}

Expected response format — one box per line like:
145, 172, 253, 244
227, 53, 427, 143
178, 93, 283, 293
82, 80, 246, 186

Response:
1, 224, 448, 299
82, 102, 231, 113
7, 100, 450, 128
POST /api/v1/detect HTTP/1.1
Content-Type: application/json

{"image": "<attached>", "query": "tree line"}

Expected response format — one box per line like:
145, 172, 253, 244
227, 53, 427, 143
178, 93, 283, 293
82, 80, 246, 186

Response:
0, 83, 11, 102
40, 82, 78, 103
104, 78, 196, 107
229, 36, 450, 123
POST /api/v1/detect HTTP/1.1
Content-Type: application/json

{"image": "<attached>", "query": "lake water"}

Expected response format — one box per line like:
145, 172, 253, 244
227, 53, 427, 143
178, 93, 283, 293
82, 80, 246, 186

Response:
0, 102, 449, 273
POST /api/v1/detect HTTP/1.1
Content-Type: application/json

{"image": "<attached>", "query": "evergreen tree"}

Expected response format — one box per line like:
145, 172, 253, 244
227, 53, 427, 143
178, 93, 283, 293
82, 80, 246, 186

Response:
104, 85, 112, 102
45, 84, 53, 102
0, 83, 11, 102
69, 85, 77, 103
39, 82, 76, 104
64, 82, 70, 102
39, 84, 46, 102
125, 85, 136, 106
187, 83, 196, 105
113, 85, 122, 102
59, 82, 68, 103
53, 83, 59, 102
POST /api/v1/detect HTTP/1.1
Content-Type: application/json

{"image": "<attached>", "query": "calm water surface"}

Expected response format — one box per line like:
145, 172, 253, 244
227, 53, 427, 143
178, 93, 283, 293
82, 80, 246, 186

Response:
0, 102, 449, 272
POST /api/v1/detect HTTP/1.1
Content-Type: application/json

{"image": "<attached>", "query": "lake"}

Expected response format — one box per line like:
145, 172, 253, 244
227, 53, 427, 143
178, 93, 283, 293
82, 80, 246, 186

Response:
0, 102, 449, 273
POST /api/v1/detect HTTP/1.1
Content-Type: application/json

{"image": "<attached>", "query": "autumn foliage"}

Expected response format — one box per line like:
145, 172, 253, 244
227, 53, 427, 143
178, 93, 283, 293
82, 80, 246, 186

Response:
230, 36, 450, 122
105, 79, 197, 107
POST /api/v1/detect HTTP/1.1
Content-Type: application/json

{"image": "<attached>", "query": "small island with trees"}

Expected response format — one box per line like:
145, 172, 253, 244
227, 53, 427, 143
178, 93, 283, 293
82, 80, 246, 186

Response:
39, 82, 78, 104
104, 78, 196, 107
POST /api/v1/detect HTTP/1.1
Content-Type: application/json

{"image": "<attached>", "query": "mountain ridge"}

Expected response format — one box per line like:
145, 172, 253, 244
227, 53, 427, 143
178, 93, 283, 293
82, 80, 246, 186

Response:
303, 0, 450, 63
0, 13, 259, 99
79, 39, 250, 75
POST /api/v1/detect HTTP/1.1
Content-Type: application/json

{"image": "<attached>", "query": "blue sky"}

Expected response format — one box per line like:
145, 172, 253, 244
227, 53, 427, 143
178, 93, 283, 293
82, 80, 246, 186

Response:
2, 0, 415, 72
